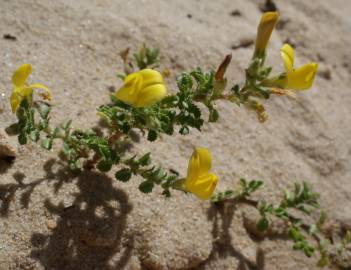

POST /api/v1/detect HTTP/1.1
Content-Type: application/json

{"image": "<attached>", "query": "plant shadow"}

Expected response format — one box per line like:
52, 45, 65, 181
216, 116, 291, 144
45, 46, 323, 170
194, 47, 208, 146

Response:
0, 157, 15, 174
0, 158, 73, 217
1, 158, 134, 269
202, 201, 266, 270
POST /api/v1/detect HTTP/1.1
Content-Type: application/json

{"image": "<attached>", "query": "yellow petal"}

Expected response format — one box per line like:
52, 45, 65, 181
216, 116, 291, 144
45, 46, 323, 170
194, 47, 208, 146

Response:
281, 44, 294, 72
115, 73, 142, 106
123, 72, 141, 95
12, 64, 32, 87
255, 12, 279, 55
135, 83, 166, 107
139, 69, 164, 87
187, 147, 212, 182
21, 87, 33, 97
29, 83, 51, 100
10, 91, 20, 113
286, 63, 318, 90
185, 173, 218, 200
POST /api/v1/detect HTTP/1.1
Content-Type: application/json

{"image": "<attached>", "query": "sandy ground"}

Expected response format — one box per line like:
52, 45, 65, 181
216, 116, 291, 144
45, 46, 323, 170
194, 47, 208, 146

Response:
0, 0, 351, 269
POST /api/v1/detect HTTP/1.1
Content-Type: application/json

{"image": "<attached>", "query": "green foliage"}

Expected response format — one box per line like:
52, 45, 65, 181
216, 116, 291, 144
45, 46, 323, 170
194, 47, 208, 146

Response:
282, 182, 320, 213
210, 189, 235, 203
254, 182, 349, 266
211, 180, 350, 267
257, 217, 269, 231
115, 168, 132, 182
256, 182, 320, 227
16, 99, 37, 145
289, 227, 315, 257
58, 128, 118, 171
41, 138, 52, 150
254, 182, 321, 259
121, 152, 178, 196
138, 181, 154, 193
239, 178, 264, 197
211, 178, 263, 203
316, 239, 330, 267
15, 100, 54, 145
134, 44, 160, 69
336, 231, 351, 268
98, 99, 175, 140
174, 71, 205, 130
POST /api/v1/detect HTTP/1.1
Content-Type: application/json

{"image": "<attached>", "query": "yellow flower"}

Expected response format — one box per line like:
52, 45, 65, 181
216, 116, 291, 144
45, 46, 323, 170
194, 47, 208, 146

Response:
10, 64, 51, 112
279, 44, 318, 90
183, 148, 218, 200
115, 69, 167, 108
254, 12, 279, 56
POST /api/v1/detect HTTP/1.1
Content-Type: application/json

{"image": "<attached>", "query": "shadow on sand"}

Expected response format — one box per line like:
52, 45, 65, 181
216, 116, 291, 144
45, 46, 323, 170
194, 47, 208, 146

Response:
202, 201, 266, 270
0, 158, 133, 269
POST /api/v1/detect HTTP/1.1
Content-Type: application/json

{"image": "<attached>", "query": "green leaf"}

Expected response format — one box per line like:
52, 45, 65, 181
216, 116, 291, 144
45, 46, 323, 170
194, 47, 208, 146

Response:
116, 73, 126, 80
68, 160, 78, 170
115, 168, 132, 182
29, 130, 39, 142
177, 73, 193, 92
289, 228, 303, 241
52, 127, 61, 138
231, 84, 240, 94
224, 190, 234, 197
309, 224, 318, 235
209, 107, 219, 122
179, 126, 189, 135
62, 142, 70, 155
18, 133, 27, 145
240, 178, 247, 187
133, 45, 160, 69
181, 101, 189, 109
97, 159, 112, 172
147, 129, 158, 142
304, 246, 314, 257
98, 144, 111, 160
138, 153, 151, 166
162, 189, 171, 197
257, 217, 269, 232
139, 181, 154, 193
161, 95, 178, 106
317, 255, 329, 267
61, 120, 72, 131
210, 193, 221, 203
345, 230, 351, 242
153, 167, 166, 181
249, 180, 263, 191
274, 207, 288, 218
38, 104, 50, 119
41, 138, 52, 150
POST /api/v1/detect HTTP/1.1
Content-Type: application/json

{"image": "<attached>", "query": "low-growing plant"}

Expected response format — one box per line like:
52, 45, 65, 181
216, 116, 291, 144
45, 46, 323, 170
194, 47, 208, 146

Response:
5, 11, 349, 267
212, 180, 351, 268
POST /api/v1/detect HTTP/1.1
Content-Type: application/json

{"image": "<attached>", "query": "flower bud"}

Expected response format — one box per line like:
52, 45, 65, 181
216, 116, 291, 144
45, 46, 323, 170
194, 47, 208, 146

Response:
254, 12, 279, 57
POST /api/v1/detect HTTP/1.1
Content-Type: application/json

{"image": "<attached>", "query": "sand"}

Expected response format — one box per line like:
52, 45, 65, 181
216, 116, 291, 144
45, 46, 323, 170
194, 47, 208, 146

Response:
0, 0, 350, 269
